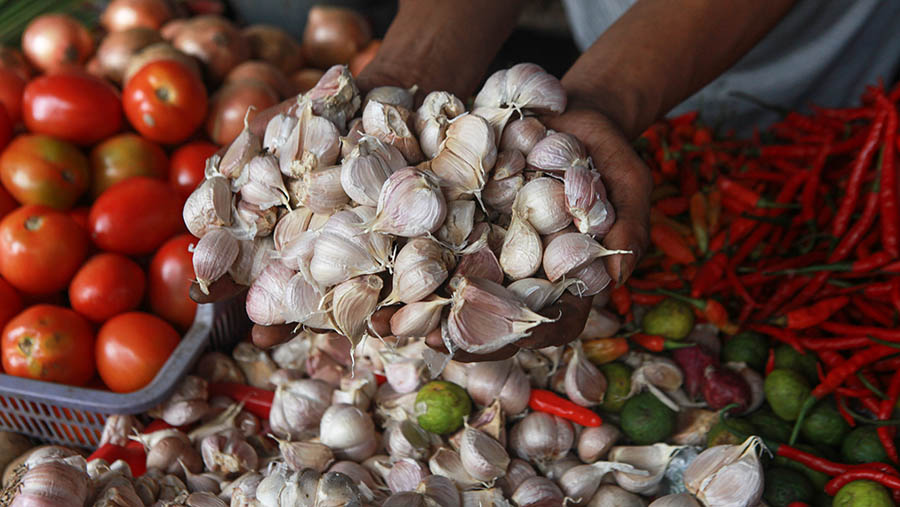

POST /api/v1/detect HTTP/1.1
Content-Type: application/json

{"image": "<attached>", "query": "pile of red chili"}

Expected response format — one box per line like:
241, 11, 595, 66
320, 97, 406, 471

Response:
615, 83, 900, 497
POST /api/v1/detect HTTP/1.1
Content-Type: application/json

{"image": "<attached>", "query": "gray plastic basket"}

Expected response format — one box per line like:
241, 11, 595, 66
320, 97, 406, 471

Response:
0, 294, 251, 449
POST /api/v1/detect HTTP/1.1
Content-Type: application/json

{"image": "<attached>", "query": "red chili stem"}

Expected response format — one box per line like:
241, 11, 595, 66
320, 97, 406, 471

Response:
528, 389, 602, 427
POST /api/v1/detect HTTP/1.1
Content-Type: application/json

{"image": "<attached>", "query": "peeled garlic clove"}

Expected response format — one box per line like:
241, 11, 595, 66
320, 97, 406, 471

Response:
510, 476, 564, 507
564, 342, 607, 407
192, 227, 239, 295
577, 424, 621, 463
436, 200, 476, 249
458, 424, 509, 482
482, 173, 524, 215
325, 274, 383, 346
466, 359, 531, 416
269, 378, 334, 440
341, 135, 406, 207
543, 232, 630, 282
428, 447, 480, 490
235, 200, 278, 238
272, 436, 334, 473
684, 436, 764, 507
310, 209, 389, 287
500, 117, 546, 156
387, 458, 430, 494
390, 296, 450, 338
514, 177, 571, 235
609, 443, 683, 495
245, 261, 293, 326
508, 412, 574, 466
527, 132, 591, 173
369, 167, 447, 237
305, 64, 361, 132
447, 276, 554, 354
263, 112, 298, 156
415, 91, 466, 159
499, 210, 543, 280
183, 176, 232, 238
431, 114, 497, 201
288, 165, 349, 214
587, 484, 646, 507
364, 85, 416, 111
363, 100, 424, 164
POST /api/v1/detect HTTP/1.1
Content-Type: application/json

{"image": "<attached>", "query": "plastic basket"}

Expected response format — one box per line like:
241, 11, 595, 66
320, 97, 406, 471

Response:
0, 293, 251, 449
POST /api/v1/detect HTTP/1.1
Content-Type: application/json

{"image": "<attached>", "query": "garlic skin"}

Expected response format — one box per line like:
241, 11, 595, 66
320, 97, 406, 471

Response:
235, 200, 278, 238
386, 238, 455, 305
369, 167, 447, 237
447, 276, 554, 354
564, 342, 607, 407
341, 135, 406, 207
527, 132, 591, 173
9, 461, 90, 507
390, 296, 450, 338
500, 117, 547, 156
288, 164, 350, 214
609, 443, 683, 496
514, 177, 572, 235
415, 91, 466, 159
458, 424, 510, 482
566, 165, 615, 237
577, 424, 621, 463
192, 227, 239, 295
508, 412, 574, 466
245, 261, 293, 326
428, 447, 480, 490
305, 64, 361, 132
684, 436, 764, 507
99, 415, 143, 448
363, 100, 424, 164
310, 209, 391, 287
229, 235, 275, 287
183, 175, 232, 238
319, 404, 377, 462
466, 359, 531, 415
324, 274, 383, 347
499, 209, 543, 280
543, 233, 630, 282
511, 476, 565, 507
282, 271, 326, 326
263, 112, 297, 156
280, 99, 342, 178
431, 114, 497, 201
386, 458, 430, 494
269, 378, 334, 440
507, 278, 576, 312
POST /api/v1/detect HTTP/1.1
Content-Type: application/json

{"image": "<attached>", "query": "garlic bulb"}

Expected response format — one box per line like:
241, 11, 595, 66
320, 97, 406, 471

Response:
305, 65, 361, 132
500, 117, 546, 156
280, 99, 342, 178
239, 154, 290, 209
466, 359, 531, 415
577, 424, 621, 463
183, 175, 232, 238
510, 476, 564, 507
269, 378, 334, 440
362, 100, 423, 164
527, 132, 590, 173
474, 63, 566, 116
565, 165, 615, 237
513, 177, 572, 235
428, 447, 480, 490
508, 412, 574, 465
431, 114, 497, 201
609, 443, 684, 495
192, 227, 239, 295
324, 274, 383, 346
369, 167, 447, 237
341, 135, 406, 207
587, 485, 646, 507
319, 404, 377, 462
683, 436, 764, 507
288, 164, 349, 214
499, 209, 543, 280
245, 261, 293, 326
390, 296, 450, 338
559, 460, 648, 506
436, 200, 476, 250
446, 276, 554, 354
458, 424, 510, 482
415, 91, 466, 159
543, 233, 630, 282
507, 277, 576, 312
310, 209, 391, 287
564, 342, 607, 407
386, 238, 455, 305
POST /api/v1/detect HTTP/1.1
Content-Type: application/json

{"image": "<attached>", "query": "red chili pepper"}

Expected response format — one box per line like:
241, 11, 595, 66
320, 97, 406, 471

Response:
209, 382, 274, 419
786, 271, 831, 312
718, 177, 788, 210
832, 110, 887, 238
709, 217, 757, 253
830, 164, 883, 264
766, 251, 892, 276
374, 373, 387, 385
725, 267, 757, 308
88, 443, 147, 477
825, 469, 900, 496
797, 144, 831, 224
655, 196, 689, 216
610, 285, 632, 317
765, 348, 775, 375
631, 293, 665, 306
582, 337, 629, 363
877, 94, 900, 258
787, 503, 810, 507
690, 253, 728, 298
891, 280, 900, 315
774, 297, 849, 329
689, 192, 709, 254
798, 336, 871, 350
750, 324, 805, 353
877, 369, 900, 463
820, 322, 900, 342
851, 297, 895, 328
669, 111, 698, 128
864, 281, 897, 299
756, 276, 809, 321
528, 389, 602, 427
629, 333, 694, 353
706, 189, 722, 235
650, 223, 696, 264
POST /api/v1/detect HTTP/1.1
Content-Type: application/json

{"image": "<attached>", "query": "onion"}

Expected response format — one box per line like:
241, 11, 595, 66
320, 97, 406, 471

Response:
123, 42, 202, 86
290, 68, 325, 94
302, 6, 372, 69
95, 27, 163, 83
173, 15, 249, 83
101, 0, 173, 32
350, 39, 381, 77
226, 61, 295, 99
0, 47, 32, 80
160, 18, 190, 41
22, 13, 94, 73
206, 80, 279, 145
242, 24, 304, 74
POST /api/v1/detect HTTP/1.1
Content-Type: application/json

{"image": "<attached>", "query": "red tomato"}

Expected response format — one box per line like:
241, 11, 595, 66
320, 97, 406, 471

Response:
0, 103, 11, 151
149, 234, 197, 330
69, 253, 145, 323
169, 141, 217, 200
0, 68, 25, 124
0, 276, 22, 330
2, 304, 95, 386
68, 206, 90, 230
0, 186, 14, 220
96, 311, 179, 392
0, 205, 88, 294
0, 134, 90, 210
89, 133, 168, 197
123, 60, 208, 144
89, 177, 181, 255
23, 71, 123, 146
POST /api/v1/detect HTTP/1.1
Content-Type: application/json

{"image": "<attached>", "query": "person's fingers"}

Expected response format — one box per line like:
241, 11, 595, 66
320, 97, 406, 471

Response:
424, 328, 519, 363
514, 293, 593, 349
369, 306, 399, 337
189, 274, 246, 304
251, 323, 296, 349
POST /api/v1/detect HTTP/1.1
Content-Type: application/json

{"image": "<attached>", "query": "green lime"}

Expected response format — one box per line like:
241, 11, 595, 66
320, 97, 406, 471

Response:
764, 369, 811, 421
599, 362, 632, 413
414, 381, 472, 435
706, 418, 755, 447
773, 443, 830, 491
841, 426, 889, 465
641, 298, 695, 340
621, 392, 675, 445
800, 400, 849, 447
722, 331, 768, 370
833, 480, 894, 507
748, 409, 793, 443
763, 467, 814, 507
774, 344, 819, 385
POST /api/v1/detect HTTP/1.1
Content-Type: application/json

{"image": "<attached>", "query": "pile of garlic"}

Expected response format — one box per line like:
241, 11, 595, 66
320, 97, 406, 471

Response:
185, 62, 628, 358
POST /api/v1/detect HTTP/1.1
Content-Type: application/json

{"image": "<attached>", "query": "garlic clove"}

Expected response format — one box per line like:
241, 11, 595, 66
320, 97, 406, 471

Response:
450, 399, 506, 448
452, 239, 504, 286
564, 341, 607, 407
586, 484, 647, 507
219, 121, 261, 181
510, 476, 564, 507
482, 173, 524, 215
577, 424, 621, 463
499, 117, 546, 156
245, 261, 294, 326
228, 235, 275, 287
100, 415, 143, 448
513, 176, 572, 235
543, 232, 631, 282
310, 209, 390, 287
499, 209, 543, 280
558, 461, 647, 505
649, 493, 703, 507
493, 149, 526, 180
288, 164, 349, 214
341, 135, 406, 207
507, 277, 578, 312
471, 106, 516, 140
415, 91, 466, 159
363, 100, 424, 164
436, 200, 476, 250
280, 98, 342, 178
369, 167, 447, 237
324, 274, 383, 347
446, 276, 554, 354
386, 238, 455, 305
508, 412, 574, 466
199, 433, 258, 478
415, 475, 460, 507
316, 471, 363, 506
504, 63, 567, 115
341, 117, 366, 159
460, 488, 508, 506
458, 423, 510, 482
235, 200, 278, 238
271, 436, 335, 473
319, 404, 377, 462
10, 461, 90, 507
390, 296, 450, 338
239, 154, 290, 209
183, 175, 232, 238
386, 458, 430, 494
269, 378, 334, 440
384, 356, 426, 394
684, 436, 764, 507
609, 443, 684, 496
466, 360, 531, 416
364, 85, 417, 111
496, 458, 537, 498
527, 132, 590, 173
431, 114, 497, 202
263, 112, 298, 156
192, 227, 239, 295
306, 65, 361, 132
565, 165, 615, 238
428, 447, 480, 490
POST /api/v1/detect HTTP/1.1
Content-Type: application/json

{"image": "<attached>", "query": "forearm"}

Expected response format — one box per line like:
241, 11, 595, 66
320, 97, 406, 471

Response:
564, 0, 796, 139
357, 0, 526, 97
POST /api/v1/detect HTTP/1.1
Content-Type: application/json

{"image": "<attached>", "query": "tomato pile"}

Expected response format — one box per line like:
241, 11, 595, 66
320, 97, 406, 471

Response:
0, 2, 379, 394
